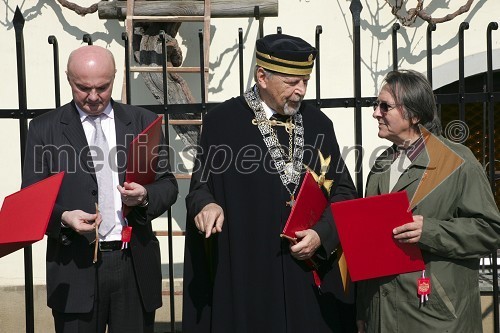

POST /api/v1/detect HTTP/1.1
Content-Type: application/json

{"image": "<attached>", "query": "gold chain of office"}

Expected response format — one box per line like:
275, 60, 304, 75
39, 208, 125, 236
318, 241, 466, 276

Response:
245, 85, 304, 206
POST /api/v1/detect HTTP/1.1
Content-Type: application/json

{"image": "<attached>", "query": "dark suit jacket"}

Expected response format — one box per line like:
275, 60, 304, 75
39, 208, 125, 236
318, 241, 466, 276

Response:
22, 101, 178, 313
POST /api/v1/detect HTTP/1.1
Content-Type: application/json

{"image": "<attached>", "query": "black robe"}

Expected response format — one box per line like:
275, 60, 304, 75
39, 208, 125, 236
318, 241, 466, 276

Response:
183, 96, 357, 333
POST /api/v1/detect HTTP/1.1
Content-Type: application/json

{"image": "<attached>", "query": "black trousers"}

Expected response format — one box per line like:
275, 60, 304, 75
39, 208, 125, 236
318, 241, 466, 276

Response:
52, 249, 155, 333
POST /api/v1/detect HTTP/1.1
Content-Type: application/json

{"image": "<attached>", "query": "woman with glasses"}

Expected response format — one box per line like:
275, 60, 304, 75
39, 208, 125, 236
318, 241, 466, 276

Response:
356, 69, 500, 333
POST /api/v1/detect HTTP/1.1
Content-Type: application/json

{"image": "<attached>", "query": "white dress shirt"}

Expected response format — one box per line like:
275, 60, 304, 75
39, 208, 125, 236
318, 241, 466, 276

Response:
76, 104, 125, 242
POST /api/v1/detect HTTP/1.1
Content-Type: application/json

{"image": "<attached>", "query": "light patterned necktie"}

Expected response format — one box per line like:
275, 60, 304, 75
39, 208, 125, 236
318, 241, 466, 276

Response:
89, 115, 116, 237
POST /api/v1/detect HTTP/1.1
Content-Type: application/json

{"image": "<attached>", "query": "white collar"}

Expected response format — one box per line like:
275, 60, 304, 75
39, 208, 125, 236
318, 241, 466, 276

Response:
76, 103, 114, 123
254, 87, 278, 120
261, 100, 277, 120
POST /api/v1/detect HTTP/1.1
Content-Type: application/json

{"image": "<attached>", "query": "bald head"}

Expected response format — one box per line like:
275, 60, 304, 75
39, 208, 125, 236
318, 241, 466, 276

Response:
67, 45, 116, 76
66, 45, 116, 115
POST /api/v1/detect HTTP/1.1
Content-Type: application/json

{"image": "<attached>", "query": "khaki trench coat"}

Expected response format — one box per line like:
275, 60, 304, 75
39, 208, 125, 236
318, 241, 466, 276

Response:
357, 136, 500, 333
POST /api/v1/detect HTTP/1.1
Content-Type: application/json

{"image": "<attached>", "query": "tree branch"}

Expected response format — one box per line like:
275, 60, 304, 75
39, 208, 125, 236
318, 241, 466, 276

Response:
423, 0, 475, 24
386, 0, 475, 27
56, 0, 98, 16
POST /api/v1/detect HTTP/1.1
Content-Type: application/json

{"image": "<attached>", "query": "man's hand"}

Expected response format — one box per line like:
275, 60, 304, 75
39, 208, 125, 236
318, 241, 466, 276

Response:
61, 210, 100, 234
393, 215, 424, 244
290, 229, 321, 260
194, 203, 224, 238
118, 182, 148, 207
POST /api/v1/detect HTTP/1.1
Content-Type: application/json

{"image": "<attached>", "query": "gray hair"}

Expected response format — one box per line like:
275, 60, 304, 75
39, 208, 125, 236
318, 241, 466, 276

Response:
254, 65, 274, 82
382, 69, 442, 135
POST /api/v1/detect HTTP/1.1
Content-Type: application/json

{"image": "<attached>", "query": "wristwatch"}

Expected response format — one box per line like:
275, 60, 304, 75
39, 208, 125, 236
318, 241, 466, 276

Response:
139, 195, 149, 208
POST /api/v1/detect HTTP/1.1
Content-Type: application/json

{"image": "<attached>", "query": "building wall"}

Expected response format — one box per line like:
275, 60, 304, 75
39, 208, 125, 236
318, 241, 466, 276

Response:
1, 0, 499, 315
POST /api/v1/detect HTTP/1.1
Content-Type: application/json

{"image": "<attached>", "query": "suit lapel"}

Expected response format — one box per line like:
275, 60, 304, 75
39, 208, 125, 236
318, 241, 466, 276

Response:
61, 102, 97, 183
113, 102, 134, 184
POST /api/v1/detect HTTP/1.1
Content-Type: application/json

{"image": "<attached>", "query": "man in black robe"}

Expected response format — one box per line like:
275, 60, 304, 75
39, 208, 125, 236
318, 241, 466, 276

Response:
182, 34, 357, 332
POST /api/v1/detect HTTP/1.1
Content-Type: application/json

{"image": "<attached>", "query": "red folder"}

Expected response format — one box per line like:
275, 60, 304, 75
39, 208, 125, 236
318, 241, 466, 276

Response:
125, 115, 163, 185
281, 171, 327, 240
0, 172, 64, 258
281, 171, 350, 293
331, 191, 425, 282
123, 115, 163, 216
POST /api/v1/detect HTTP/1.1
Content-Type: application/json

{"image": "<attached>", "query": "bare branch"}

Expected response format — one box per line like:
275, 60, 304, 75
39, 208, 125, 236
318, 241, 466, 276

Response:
424, 0, 475, 24
56, 0, 98, 16
385, 0, 475, 27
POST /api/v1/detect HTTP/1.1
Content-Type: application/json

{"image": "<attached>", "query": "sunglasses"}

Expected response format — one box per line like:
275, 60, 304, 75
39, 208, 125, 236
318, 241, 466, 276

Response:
372, 100, 398, 113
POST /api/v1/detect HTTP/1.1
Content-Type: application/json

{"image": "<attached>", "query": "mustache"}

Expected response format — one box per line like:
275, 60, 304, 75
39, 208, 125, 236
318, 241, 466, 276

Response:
283, 101, 301, 116
288, 95, 304, 103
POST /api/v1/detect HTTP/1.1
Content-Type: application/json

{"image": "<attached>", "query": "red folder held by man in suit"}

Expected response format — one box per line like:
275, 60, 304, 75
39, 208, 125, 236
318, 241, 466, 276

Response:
125, 115, 163, 185
123, 115, 163, 216
331, 191, 425, 282
0, 172, 64, 258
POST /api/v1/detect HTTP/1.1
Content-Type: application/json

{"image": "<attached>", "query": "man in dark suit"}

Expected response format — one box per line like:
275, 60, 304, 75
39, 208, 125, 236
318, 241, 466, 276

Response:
22, 45, 178, 333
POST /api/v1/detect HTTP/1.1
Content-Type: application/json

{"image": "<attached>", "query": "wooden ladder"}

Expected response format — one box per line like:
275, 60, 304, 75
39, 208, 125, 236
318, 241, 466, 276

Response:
123, 0, 211, 126
122, 0, 212, 226
122, 6, 213, 327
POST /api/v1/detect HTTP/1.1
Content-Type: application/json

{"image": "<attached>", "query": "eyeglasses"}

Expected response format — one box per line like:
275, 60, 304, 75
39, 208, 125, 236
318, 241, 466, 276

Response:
372, 100, 398, 113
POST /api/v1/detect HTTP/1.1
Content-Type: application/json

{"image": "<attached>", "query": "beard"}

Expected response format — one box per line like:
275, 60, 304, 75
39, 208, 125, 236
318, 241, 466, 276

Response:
282, 99, 302, 116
